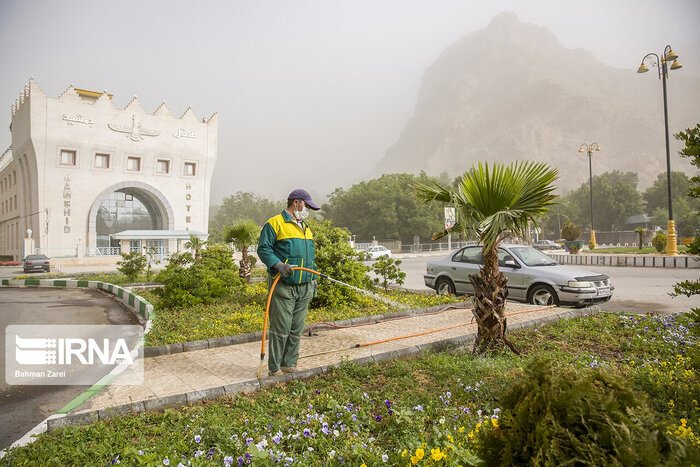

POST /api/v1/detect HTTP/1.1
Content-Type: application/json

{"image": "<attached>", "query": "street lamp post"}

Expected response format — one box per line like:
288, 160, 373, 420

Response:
578, 142, 601, 249
637, 45, 682, 256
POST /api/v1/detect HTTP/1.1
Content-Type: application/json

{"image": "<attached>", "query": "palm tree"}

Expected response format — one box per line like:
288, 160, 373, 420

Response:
183, 234, 206, 263
414, 161, 558, 354
224, 220, 260, 283
635, 227, 647, 250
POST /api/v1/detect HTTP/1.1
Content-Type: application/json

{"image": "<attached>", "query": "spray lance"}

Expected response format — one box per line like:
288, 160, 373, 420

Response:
257, 266, 400, 379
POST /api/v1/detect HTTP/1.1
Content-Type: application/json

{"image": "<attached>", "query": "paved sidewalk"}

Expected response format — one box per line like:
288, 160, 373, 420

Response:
48, 302, 590, 430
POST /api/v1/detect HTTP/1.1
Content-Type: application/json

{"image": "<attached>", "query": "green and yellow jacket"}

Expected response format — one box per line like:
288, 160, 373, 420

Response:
257, 210, 316, 285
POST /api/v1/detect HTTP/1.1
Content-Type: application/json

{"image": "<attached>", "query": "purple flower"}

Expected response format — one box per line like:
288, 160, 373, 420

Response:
194, 435, 201, 443
193, 450, 203, 458
224, 456, 234, 466
413, 405, 424, 411
382, 454, 389, 462
375, 415, 382, 422
384, 399, 392, 409
162, 459, 169, 466
237, 457, 245, 467
303, 428, 311, 437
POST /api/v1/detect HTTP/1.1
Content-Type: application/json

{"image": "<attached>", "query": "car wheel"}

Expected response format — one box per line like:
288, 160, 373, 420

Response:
529, 284, 559, 306
435, 277, 456, 296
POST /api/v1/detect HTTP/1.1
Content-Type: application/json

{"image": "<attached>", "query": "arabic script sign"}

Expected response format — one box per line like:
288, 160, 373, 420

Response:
173, 128, 197, 139
63, 114, 94, 127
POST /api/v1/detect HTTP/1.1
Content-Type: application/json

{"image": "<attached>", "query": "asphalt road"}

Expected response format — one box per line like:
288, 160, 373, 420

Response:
394, 255, 699, 315
0, 286, 139, 450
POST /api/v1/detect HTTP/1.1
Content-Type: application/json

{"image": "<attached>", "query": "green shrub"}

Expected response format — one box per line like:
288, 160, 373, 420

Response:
371, 256, 406, 292
116, 251, 147, 282
475, 358, 695, 466
155, 244, 241, 308
307, 219, 372, 309
561, 221, 581, 241
652, 232, 667, 252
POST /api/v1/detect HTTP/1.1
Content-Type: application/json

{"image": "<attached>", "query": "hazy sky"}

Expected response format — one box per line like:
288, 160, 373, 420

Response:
1, 0, 698, 204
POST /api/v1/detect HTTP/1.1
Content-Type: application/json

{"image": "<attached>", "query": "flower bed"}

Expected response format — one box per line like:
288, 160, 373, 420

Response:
3, 312, 698, 465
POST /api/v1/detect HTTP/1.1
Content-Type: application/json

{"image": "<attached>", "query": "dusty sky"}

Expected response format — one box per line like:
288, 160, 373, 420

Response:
1, 0, 698, 204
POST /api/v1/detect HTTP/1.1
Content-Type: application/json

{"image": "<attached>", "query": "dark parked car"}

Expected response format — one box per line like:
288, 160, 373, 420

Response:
23, 254, 50, 273
424, 244, 613, 307
533, 239, 561, 250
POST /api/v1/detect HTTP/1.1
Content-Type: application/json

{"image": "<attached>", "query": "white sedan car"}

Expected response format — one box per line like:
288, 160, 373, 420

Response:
366, 245, 392, 260
424, 244, 614, 307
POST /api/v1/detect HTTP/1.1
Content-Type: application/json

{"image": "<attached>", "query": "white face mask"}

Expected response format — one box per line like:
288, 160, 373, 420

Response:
295, 205, 310, 220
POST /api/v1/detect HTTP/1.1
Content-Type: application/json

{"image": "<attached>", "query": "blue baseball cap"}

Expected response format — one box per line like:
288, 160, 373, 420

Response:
288, 189, 320, 210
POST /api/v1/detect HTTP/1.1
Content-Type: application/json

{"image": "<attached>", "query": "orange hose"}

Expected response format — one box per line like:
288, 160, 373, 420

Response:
354, 304, 557, 347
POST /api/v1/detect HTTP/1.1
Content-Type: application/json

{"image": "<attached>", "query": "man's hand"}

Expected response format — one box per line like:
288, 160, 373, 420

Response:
273, 262, 293, 277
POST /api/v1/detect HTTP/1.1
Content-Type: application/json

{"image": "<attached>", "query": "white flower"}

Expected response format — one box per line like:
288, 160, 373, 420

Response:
382, 454, 389, 462
329, 450, 336, 458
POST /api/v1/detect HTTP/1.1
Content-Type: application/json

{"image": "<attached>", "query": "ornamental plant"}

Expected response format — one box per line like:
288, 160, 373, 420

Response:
560, 221, 581, 242
116, 251, 146, 282
475, 358, 694, 466
371, 256, 406, 292
652, 232, 667, 253
155, 243, 241, 308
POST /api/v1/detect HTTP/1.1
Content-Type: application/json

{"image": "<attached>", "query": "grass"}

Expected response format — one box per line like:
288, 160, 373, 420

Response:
142, 283, 461, 347
2, 312, 698, 465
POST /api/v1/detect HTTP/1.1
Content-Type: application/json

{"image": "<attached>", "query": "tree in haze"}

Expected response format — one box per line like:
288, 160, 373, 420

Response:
322, 173, 444, 242
414, 161, 558, 354
643, 171, 700, 237
209, 191, 284, 242
557, 171, 643, 232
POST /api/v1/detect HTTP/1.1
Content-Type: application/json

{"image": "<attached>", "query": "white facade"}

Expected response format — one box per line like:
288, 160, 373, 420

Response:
0, 79, 217, 261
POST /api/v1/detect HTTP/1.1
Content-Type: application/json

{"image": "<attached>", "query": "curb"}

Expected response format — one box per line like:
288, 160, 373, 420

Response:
550, 253, 699, 269
143, 300, 472, 357
46, 305, 599, 432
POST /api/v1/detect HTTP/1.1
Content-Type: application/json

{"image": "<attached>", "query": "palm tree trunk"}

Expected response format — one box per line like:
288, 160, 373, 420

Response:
469, 246, 519, 354
239, 249, 251, 283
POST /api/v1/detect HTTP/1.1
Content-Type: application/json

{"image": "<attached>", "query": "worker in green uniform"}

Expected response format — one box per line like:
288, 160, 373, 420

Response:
257, 189, 319, 376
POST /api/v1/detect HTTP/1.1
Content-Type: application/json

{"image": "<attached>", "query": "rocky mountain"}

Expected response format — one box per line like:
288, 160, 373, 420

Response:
375, 12, 700, 191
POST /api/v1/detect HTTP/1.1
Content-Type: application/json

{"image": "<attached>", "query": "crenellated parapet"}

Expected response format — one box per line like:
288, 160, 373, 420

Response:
11, 78, 217, 126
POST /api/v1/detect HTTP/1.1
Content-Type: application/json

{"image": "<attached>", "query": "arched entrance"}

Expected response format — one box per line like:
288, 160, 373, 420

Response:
88, 182, 174, 254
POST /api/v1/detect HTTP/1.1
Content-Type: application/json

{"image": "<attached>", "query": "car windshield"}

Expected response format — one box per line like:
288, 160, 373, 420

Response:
509, 246, 558, 266
26, 255, 47, 260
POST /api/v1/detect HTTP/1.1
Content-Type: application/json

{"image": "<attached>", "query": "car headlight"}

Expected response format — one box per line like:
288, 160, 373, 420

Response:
568, 281, 594, 288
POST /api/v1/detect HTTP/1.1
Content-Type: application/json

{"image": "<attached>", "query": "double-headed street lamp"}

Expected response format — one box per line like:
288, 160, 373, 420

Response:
637, 45, 682, 256
578, 142, 601, 248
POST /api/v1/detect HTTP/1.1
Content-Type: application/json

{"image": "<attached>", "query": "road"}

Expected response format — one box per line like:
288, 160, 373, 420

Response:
0, 286, 139, 450
393, 255, 698, 315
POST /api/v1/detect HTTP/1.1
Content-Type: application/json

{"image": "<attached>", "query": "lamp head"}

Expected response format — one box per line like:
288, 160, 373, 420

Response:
637, 62, 649, 73
670, 60, 682, 70
578, 146, 585, 153
594, 144, 602, 151
665, 49, 679, 61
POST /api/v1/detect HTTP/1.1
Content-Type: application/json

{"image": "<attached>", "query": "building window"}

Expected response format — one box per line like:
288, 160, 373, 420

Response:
60, 149, 76, 166
14, 196, 17, 211
156, 159, 170, 174
95, 153, 111, 169
184, 162, 197, 176
126, 156, 141, 172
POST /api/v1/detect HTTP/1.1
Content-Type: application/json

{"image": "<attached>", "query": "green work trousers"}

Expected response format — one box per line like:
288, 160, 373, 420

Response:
267, 276, 313, 372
